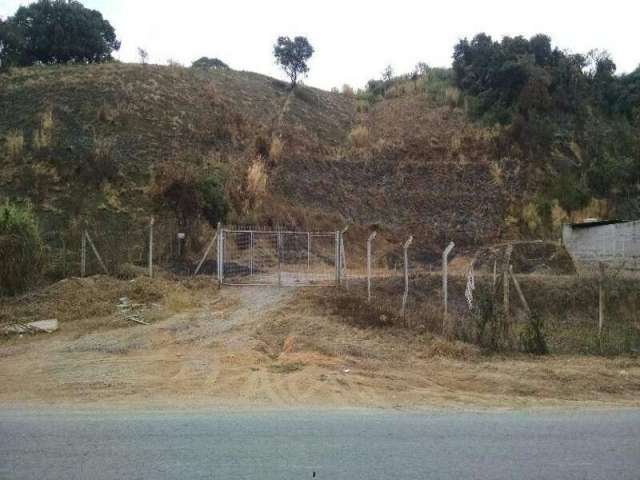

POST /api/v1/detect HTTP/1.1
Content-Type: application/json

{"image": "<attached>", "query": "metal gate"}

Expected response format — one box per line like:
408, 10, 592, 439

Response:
217, 228, 343, 286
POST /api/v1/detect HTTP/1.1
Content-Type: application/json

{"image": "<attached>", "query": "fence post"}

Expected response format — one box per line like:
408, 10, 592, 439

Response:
194, 231, 218, 277
401, 235, 414, 318
367, 231, 377, 302
598, 262, 606, 343
216, 222, 223, 286
81, 229, 87, 278
307, 232, 311, 273
250, 231, 254, 277
84, 231, 109, 275
277, 231, 282, 287
335, 231, 341, 286
442, 241, 455, 337
340, 226, 349, 288
509, 265, 531, 315
503, 265, 510, 343
148, 216, 154, 278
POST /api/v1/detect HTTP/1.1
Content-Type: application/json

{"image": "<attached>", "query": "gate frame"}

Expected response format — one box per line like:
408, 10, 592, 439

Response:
216, 225, 345, 287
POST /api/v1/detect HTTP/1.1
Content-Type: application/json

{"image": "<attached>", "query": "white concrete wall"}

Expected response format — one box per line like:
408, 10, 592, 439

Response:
562, 221, 640, 271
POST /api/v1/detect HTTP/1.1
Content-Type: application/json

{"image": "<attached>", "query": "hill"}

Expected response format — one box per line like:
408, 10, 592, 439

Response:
0, 62, 517, 267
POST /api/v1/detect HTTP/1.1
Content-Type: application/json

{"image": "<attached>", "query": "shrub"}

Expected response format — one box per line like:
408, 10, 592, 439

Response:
519, 314, 549, 355
197, 174, 228, 227
349, 125, 369, 149
191, 57, 229, 70
152, 162, 228, 228
0, 202, 44, 295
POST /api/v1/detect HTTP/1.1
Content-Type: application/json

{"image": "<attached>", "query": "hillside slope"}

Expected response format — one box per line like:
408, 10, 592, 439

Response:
0, 63, 509, 259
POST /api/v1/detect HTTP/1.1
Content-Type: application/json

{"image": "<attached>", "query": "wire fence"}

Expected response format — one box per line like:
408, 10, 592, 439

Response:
35, 217, 640, 354
341, 233, 640, 355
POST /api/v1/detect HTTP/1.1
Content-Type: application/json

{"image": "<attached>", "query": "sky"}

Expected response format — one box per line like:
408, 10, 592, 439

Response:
1, 0, 638, 91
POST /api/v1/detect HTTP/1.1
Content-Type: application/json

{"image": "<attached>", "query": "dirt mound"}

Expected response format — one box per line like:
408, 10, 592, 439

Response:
0, 274, 212, 326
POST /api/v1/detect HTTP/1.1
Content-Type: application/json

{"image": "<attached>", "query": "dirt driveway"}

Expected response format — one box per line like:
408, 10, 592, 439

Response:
1, 281, 639, 409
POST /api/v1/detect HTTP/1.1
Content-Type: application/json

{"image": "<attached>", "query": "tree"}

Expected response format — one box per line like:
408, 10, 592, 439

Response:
137, 47, 149, 65
414, 62, 429, 76
273, 36, 313, 88
381, 64, 394, 81
0, 0, 120, 67
191, 57, 229, 70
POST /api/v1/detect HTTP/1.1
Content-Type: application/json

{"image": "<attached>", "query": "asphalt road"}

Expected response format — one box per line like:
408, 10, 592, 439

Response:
1, 408, 639, 479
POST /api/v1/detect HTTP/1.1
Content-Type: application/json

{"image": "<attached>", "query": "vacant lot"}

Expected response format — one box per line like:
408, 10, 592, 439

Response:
0, 276, 639, 409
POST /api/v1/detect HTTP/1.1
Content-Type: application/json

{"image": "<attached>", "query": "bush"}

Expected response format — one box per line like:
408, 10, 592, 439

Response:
197, 174, 228, 227
349, 125, 370, 149
0, 202, 44, 295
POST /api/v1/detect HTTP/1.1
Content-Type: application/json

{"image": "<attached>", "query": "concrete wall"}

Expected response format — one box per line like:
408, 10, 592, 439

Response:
562, 221, 640, 271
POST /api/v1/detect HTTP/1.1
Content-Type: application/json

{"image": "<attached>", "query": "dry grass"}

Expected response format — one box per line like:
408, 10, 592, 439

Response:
348, 125, 370, 149
5, 130, 24, 159
32, 110, 54, 149
269, 136, 284, 162
245, 159, 268, 211
0, 274, 211, 329
445, 86, 461, 108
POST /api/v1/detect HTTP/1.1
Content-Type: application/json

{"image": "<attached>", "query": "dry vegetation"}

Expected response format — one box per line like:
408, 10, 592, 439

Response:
1, 276, 638, 409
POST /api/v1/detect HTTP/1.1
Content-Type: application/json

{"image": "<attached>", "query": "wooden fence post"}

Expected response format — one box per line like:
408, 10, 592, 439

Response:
84, 231, 108, 275
193, 232, 218, 277
509, 265, 531, 315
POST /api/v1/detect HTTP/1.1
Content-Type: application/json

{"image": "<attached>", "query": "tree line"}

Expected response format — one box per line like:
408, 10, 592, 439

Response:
452, 33, 640, 219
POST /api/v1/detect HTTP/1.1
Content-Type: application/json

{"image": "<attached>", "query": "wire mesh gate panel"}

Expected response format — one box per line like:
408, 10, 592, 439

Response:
221, 229, 338, 286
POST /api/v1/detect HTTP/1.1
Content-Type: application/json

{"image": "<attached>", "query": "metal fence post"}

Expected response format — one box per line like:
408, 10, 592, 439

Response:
401, 235, 414, 317
367, 231, 377, 302
442, 241, 455, 336
148, 216, 154, 278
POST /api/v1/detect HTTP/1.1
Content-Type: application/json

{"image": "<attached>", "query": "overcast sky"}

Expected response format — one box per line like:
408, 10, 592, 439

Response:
1, 0, 638, 90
